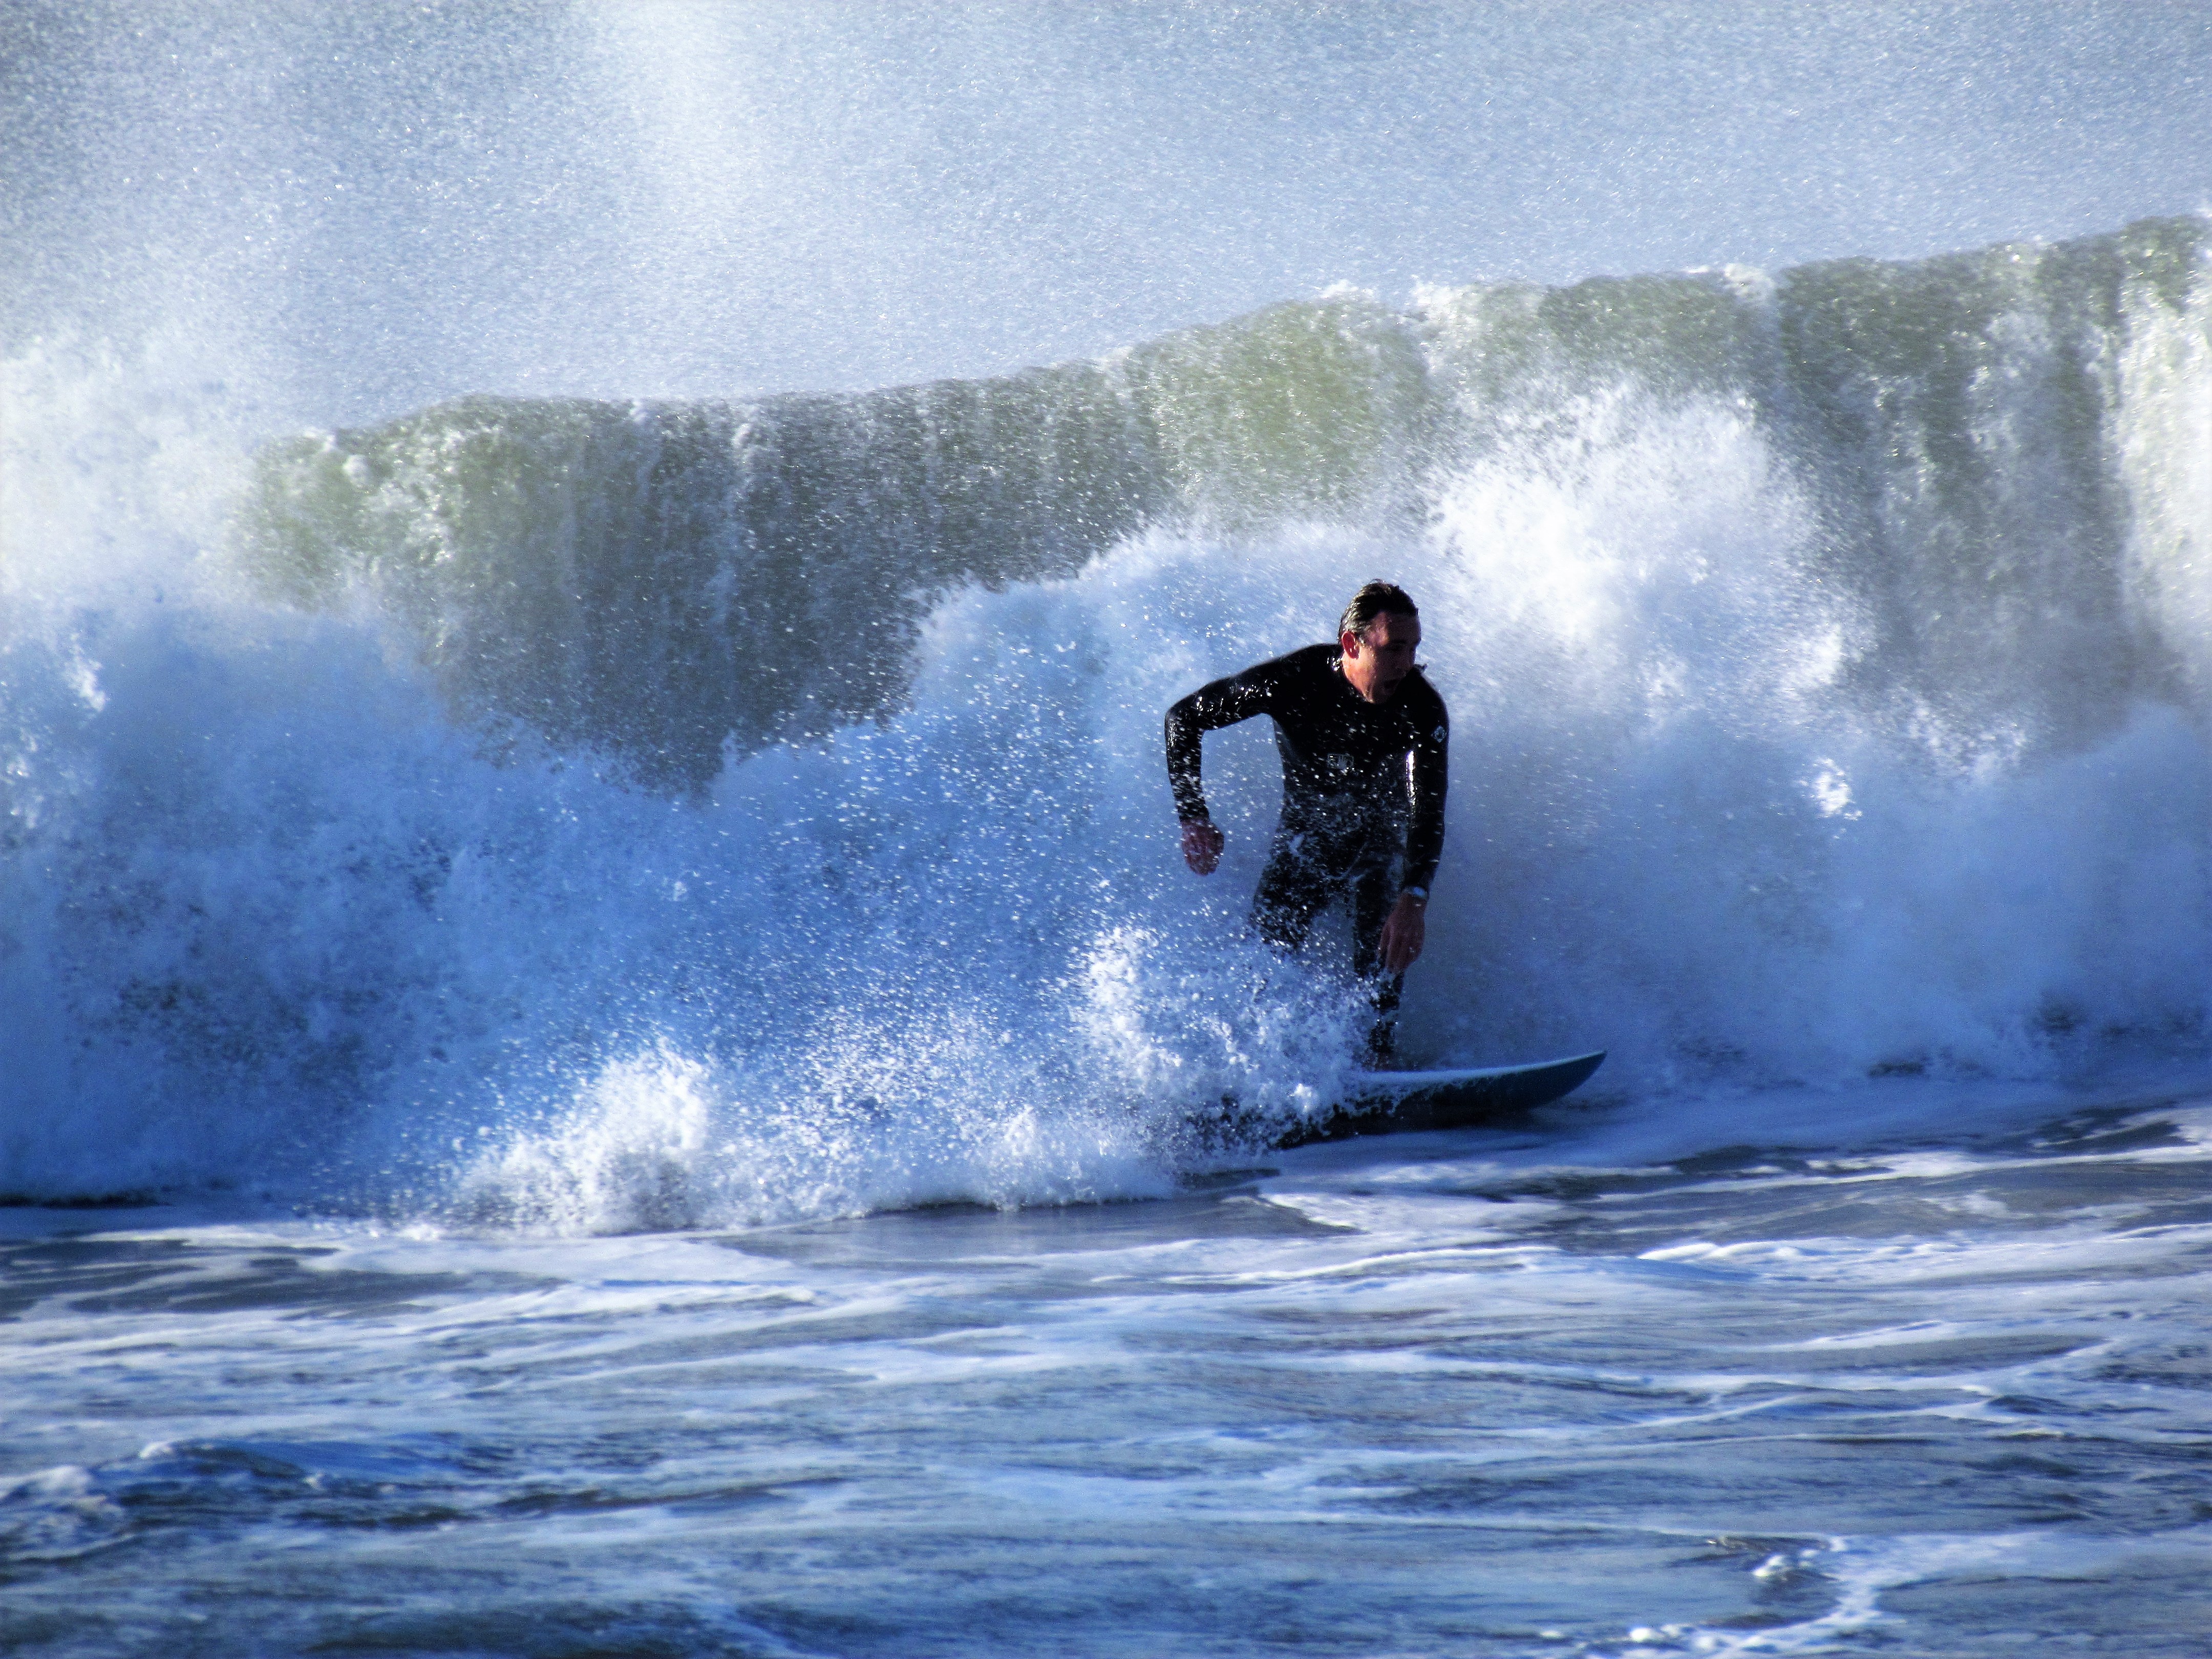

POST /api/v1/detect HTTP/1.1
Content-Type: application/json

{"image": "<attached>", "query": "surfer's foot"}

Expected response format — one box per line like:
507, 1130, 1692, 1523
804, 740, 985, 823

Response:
1362, 1020, 1399, 1070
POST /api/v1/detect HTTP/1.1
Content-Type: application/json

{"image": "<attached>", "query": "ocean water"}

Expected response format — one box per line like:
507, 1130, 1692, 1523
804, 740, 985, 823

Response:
6, 8, 2212, 1655
3, 1090, 2210, 1657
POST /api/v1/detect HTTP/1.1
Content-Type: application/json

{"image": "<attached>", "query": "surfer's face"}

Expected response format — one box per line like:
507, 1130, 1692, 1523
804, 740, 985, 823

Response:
1341, 611, 1421, 704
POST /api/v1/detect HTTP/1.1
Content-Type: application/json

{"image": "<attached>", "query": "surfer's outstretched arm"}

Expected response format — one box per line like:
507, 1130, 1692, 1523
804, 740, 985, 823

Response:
1164, 665, 1283, 876
1382, 700, 1447, 970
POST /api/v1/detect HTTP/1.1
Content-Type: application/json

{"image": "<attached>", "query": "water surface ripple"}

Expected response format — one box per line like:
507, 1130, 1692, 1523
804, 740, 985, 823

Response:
5, 1086, 2208, 1657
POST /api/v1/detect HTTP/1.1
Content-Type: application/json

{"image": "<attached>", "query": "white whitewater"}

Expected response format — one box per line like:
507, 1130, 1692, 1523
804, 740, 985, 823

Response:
7, 222, 2208, 1221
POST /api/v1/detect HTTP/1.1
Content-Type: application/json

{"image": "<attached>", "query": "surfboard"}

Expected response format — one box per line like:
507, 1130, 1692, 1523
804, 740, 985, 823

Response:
1265, 1050, 1607, 1148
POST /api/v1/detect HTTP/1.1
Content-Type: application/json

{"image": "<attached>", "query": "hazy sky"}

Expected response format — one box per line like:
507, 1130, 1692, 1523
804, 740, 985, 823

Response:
7, 1, 2209, 421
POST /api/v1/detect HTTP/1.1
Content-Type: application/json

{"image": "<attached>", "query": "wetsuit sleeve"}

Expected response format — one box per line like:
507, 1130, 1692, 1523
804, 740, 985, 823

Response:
1164, 661, 1284, 823
1404, 693, 1449, 891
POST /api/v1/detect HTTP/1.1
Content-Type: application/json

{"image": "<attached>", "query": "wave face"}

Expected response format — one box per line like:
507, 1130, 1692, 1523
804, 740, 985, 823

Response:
6, 218, 2209, 1223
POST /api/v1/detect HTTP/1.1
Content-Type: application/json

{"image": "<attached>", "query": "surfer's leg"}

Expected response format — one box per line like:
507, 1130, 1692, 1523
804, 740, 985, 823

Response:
1350, 861, 1406, 1066
1249, 831, 1332, 953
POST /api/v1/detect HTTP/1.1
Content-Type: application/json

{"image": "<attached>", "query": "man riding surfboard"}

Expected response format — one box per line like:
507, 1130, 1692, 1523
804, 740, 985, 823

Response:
1164, 581, 1447, 1066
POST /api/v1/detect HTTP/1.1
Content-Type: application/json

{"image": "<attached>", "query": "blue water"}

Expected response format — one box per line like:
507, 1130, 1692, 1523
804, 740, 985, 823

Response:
5, 7, 2211, 1654
5, 1085, 2210, 1656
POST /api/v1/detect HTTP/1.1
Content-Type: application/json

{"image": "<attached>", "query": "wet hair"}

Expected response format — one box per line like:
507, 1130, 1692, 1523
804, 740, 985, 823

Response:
1337, 581, 1418, 643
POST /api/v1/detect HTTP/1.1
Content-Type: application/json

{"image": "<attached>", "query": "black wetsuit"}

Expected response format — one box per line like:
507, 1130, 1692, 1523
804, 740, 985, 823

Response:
1165, 644, 1449, 1056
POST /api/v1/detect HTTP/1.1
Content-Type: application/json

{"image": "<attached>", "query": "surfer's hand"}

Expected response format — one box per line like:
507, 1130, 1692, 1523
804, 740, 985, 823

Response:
1180, 818, 1223, 875
1380, 891, 1426, 973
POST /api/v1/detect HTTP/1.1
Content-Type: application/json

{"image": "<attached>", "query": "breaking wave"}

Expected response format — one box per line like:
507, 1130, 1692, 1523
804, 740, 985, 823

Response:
4, 217, 2207, 1225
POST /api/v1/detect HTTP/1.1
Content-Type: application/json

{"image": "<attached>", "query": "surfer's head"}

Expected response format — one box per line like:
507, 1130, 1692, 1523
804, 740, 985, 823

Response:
1337, 581, 1420, 704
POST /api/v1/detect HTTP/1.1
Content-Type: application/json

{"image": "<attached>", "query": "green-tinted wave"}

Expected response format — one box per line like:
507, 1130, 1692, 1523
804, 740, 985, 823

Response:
237, 216, 2208, 786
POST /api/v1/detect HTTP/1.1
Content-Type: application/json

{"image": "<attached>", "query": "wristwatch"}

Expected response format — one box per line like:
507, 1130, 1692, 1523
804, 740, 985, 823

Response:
1401, 885, 1428, 903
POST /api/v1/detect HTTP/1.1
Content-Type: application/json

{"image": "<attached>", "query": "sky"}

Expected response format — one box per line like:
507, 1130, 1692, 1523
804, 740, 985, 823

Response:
4, 0, 2210, 423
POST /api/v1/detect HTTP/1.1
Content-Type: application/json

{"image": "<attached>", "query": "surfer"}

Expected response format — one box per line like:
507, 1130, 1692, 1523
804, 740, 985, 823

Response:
1165, 581, 1448, 1066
